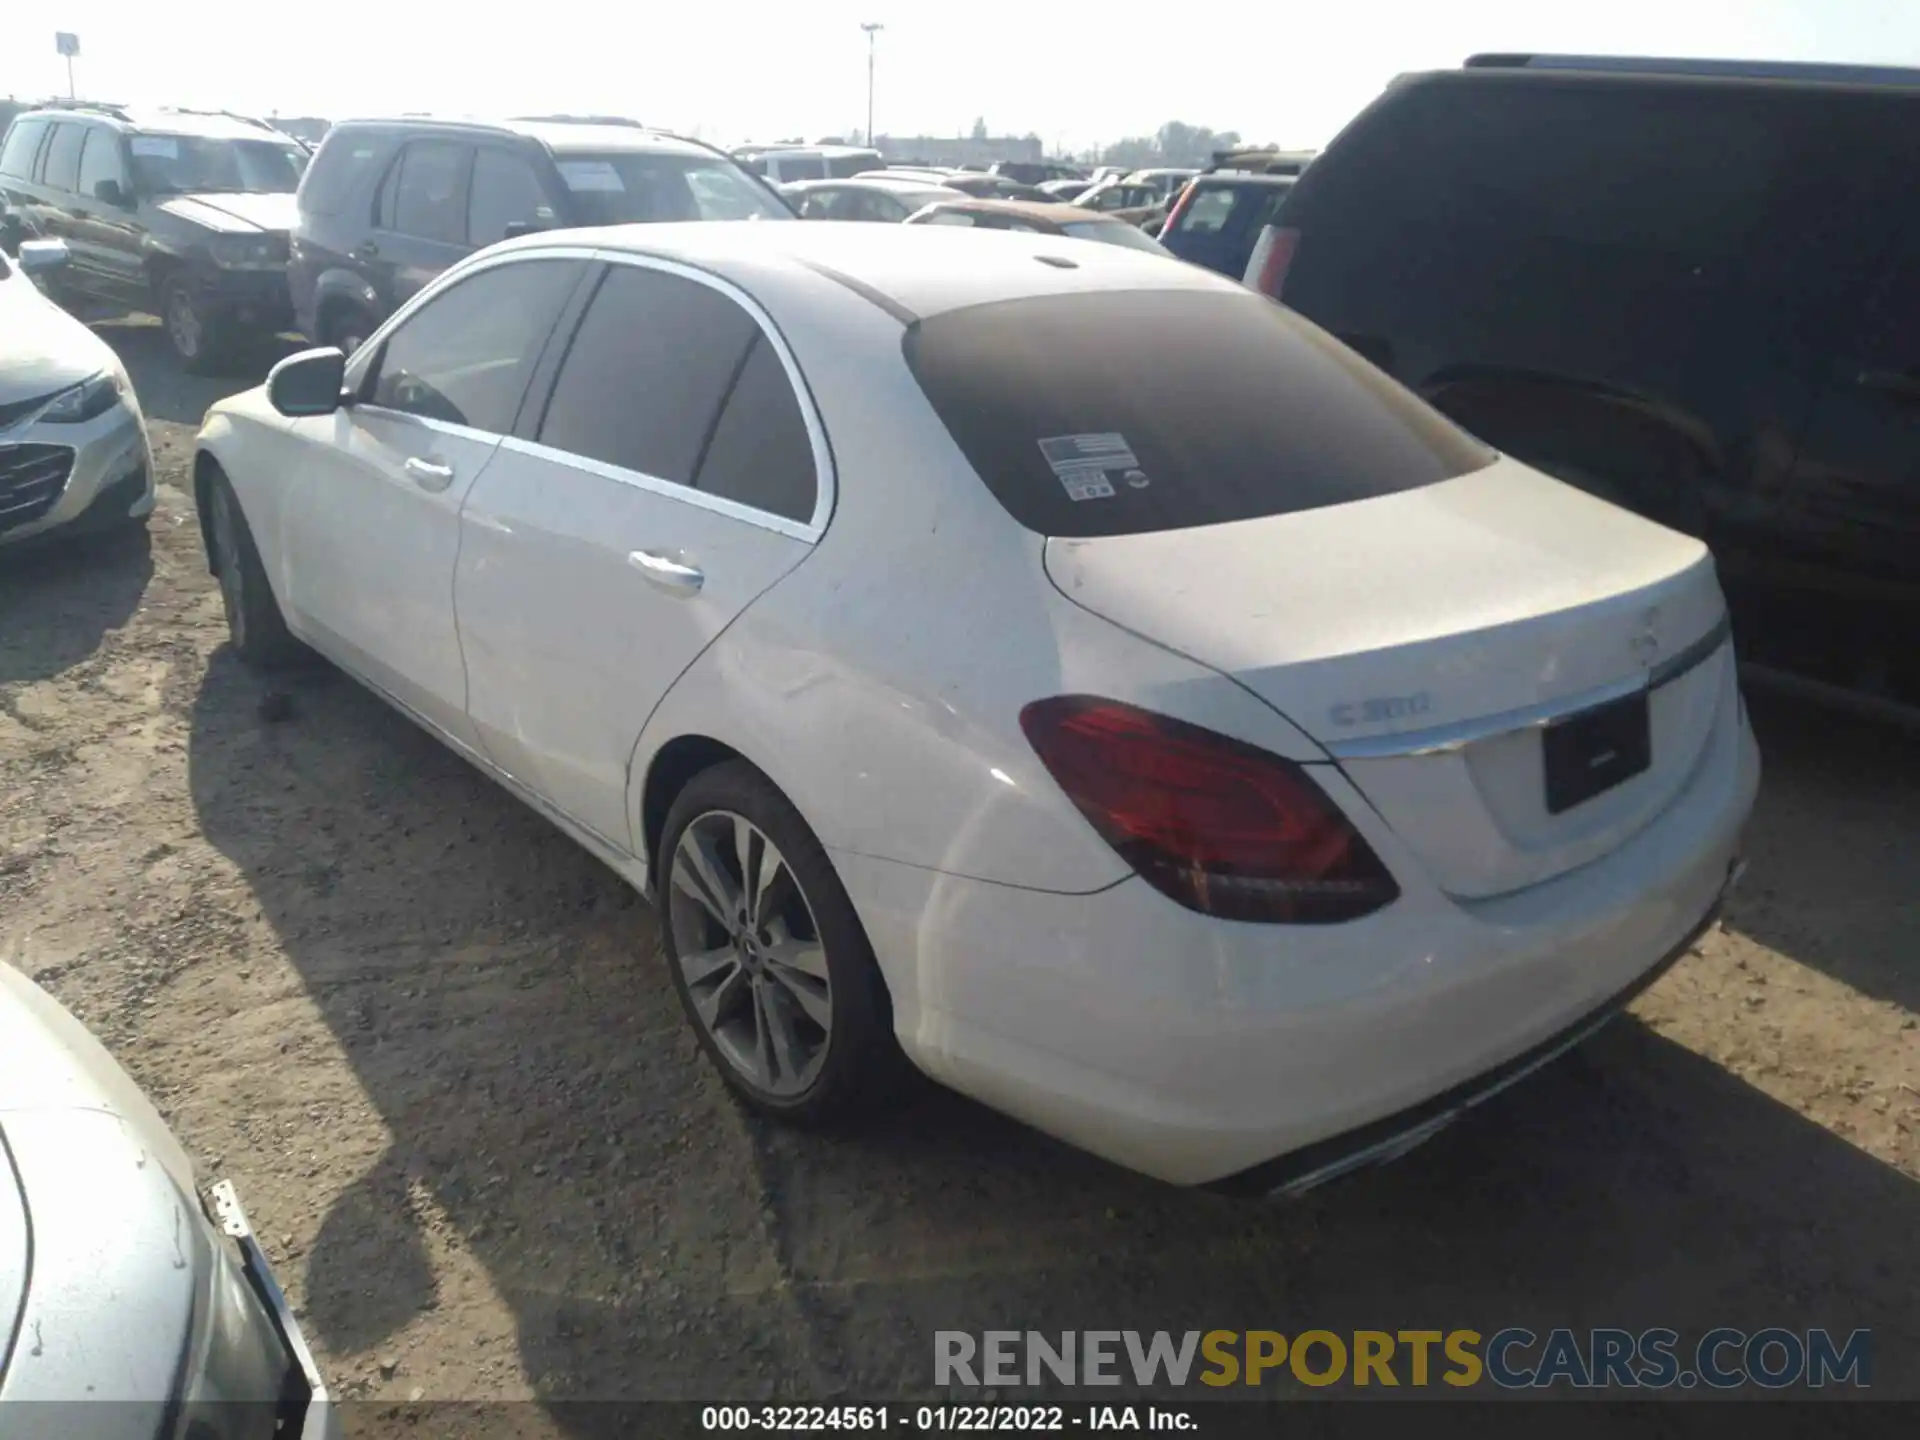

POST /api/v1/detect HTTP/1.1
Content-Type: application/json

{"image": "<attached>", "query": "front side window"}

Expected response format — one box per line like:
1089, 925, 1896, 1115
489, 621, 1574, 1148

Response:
386, 141, 469, 242
127, 133, 305, 195
40, 123, 85, 192
77, 128, 129, 201
467, 148, 552, 246
552, 152, 792, 223
367, 258, 582, 431
905, 288, 1493, 539
1173, 186, 1237, 235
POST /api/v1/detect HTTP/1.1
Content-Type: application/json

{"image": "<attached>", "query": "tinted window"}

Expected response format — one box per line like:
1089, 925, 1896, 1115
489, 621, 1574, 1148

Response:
369, 258, 581, 430
77, 128, 128, 200
0, 118, 49, 179
127, 134, 305, 195
904, 289, 1492, 539
300, 130, 390, 216
694, 337, 817, 522
388, 141, 469, 242
468, 148, 551, 246
1173, 186, 1237, 235
772, 155, 827, 182
826, 152, 880, 179
552, 152, 790, 222
538, 265, 757, 483
41, 123, 85, 192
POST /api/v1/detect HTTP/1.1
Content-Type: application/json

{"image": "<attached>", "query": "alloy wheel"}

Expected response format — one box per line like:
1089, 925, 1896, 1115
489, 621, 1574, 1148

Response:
166, 288, 202, 360
667, 810, 832, 1098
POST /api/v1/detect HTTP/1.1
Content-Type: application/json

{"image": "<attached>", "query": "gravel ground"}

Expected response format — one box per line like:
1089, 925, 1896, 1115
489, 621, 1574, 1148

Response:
2, 320, 1916, 1429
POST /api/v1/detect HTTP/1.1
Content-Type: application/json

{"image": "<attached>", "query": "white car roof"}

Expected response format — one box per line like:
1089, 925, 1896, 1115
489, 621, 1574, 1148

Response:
491, 219, 1237, 323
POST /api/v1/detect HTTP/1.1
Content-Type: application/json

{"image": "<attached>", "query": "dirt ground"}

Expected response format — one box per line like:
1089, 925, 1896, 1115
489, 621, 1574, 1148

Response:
2, 320, 1917, 1427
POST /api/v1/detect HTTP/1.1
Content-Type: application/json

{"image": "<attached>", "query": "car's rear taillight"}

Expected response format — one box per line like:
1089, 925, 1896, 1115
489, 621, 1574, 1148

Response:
1243, 224, 1300, 299
1020, 697, 1398, 924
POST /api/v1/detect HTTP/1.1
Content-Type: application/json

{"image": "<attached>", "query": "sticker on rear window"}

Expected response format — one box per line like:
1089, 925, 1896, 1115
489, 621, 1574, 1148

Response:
1038, 433, 1148, 501
130, 135, 180, 158
557, 160, 626, 193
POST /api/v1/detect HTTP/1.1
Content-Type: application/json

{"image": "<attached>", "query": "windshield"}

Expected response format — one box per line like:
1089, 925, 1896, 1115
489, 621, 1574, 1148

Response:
128, 134, 307, 195
1062, 220, 1169, 254
555, 153, 793, 222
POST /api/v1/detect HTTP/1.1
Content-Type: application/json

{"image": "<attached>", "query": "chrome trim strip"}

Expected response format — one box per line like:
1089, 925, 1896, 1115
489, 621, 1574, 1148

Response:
1324, 614, 1734, 761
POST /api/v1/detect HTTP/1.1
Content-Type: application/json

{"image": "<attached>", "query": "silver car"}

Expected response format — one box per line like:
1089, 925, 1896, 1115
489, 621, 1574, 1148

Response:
1, 239, 154, 549
0, 962, 335, 1437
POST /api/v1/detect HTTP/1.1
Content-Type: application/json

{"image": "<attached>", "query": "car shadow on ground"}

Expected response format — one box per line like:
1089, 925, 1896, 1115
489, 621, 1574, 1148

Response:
1723, 689, 1920, 1014
89, 313, 304, 428
0, 527, 153, 688
183, 653, 1919, 1416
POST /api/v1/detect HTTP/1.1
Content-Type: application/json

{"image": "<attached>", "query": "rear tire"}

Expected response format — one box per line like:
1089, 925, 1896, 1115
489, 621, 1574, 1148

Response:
658, 760, 907, 1125
205, 467, 306, 669
322, 303, 378, 357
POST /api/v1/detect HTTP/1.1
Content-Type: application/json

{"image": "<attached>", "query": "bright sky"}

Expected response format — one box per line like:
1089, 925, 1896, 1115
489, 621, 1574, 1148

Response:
4, 1, 1916, 153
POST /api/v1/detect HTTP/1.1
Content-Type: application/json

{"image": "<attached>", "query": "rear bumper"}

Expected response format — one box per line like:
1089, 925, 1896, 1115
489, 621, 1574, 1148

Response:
834, 684, 1758, 1186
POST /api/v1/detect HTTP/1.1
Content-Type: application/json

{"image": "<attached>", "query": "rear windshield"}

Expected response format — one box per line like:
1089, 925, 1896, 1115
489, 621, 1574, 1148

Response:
554, 152, 792, 222
1059, 220, 1168, 254
903, 289, 1492, 538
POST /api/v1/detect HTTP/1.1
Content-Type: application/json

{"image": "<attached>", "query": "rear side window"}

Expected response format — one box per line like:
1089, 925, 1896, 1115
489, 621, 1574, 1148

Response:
299, 130, 389, 216
693, 336, 818, 523
904, 288, 1492, 539
0, 118, 49, 179
538, 265, 758, 483
384, 141, 469, 243
40, 123, 86, 192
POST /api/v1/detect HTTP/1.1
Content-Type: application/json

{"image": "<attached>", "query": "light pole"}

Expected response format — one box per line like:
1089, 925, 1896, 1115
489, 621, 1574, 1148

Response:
861, 22, 883, 147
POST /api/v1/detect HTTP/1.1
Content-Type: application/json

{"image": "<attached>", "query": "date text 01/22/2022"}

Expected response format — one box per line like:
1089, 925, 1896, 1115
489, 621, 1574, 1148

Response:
700, 1405, 1195, 1431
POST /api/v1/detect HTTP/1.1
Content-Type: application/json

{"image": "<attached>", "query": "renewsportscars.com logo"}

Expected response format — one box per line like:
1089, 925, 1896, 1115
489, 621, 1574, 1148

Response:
935, 1328, 1873, 1390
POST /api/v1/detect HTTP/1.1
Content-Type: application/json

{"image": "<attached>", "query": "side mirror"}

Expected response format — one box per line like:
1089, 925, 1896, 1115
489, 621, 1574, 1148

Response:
93, 178, 131, 207
16, 238, 72, 275
267, 347, 348, 417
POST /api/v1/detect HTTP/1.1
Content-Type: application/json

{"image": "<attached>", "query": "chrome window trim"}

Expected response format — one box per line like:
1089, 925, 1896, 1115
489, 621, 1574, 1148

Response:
338, 242, 836, 542
1324, 613, 1734, 761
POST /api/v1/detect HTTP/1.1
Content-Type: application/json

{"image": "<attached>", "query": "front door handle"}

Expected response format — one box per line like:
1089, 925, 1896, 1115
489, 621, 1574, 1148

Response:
354, 240, 380, 259
628, 549, 704, 597
403, 456, 455, 491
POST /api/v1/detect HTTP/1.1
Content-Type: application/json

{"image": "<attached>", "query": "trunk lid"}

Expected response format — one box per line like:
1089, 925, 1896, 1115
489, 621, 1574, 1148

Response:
1044, 458, 1733, 899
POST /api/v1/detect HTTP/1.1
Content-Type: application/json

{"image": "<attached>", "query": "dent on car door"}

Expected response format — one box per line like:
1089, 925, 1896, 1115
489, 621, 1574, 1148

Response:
455, 260, 823, 850
279, 255, 587, 747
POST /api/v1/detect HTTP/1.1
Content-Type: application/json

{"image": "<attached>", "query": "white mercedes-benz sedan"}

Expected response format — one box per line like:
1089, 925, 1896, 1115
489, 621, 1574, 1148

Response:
193, 222, 1758, 1191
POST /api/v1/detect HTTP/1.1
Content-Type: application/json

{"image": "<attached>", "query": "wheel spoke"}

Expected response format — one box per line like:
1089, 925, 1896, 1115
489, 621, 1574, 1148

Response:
751, 981, 779, 1085
759, 980, 807, 1082
748, 840, 789, 932
694, 960, 749, 1030
764, 960, 832, 1031
679, 944, 737, 988
763, 931, 829, 981
673, 824, 740, 927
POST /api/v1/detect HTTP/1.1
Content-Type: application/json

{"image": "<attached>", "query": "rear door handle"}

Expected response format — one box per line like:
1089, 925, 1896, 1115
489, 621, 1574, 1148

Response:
628, 549, 704, 596
403, 456, 455, 491
1854, 368, 1920, 402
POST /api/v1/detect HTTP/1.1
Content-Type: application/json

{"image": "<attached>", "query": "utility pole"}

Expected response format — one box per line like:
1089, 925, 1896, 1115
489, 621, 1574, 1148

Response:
861, 22, 883, 148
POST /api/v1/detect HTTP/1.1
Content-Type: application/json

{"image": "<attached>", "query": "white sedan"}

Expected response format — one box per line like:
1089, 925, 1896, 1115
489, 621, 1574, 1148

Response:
193, 222, 1758, 1190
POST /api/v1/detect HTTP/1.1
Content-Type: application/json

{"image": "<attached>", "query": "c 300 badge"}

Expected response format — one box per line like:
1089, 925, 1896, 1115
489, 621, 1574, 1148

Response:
1329, 692, 1435, 728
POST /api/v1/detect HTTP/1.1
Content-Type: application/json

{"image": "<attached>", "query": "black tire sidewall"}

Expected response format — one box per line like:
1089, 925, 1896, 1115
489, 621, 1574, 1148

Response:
657, 760, 901, 1124
207, 469, 301, 667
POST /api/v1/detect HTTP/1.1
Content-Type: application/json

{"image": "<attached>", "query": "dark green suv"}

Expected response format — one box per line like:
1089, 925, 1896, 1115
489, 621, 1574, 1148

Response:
0, 102, 308, 372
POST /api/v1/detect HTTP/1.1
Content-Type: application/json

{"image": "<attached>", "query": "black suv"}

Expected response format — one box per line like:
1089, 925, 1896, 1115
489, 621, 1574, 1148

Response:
1272, 55, 1920, 713
289, 118, 792, 353
0, 102, 308, 371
